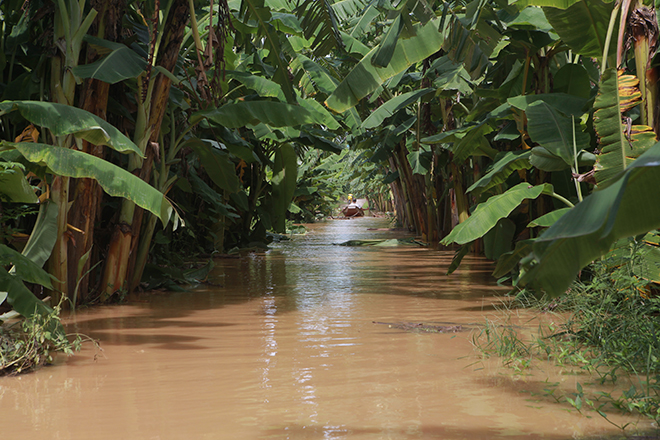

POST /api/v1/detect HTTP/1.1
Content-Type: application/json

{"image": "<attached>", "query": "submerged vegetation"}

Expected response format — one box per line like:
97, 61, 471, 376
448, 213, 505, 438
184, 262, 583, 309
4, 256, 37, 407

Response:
1, 0, 660, 428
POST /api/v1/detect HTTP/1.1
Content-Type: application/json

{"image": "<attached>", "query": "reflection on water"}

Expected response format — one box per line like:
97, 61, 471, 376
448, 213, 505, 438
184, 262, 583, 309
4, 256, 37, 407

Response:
0, 217, 653, 439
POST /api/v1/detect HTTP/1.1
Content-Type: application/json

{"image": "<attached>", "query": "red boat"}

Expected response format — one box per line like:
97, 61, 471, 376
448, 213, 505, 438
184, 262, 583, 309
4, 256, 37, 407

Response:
342, 203, 364, 217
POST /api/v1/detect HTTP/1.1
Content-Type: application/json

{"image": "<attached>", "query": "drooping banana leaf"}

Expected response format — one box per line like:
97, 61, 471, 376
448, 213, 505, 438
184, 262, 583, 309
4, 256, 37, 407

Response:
325, 19, 444, 113
483, 218, 516, 260
191, 101, 317, 128
239, 0, 296, 103
21, 201, 59, 268
0, 165, 39, 203
300, 98, 341, 130
525, 100, 590, 168
594, 68, 657, 188
441, 183, 554, 246
294, 54, 339, 95
542, 0, 616, 59
71, 36, 147, 84
518, 141, 660, 297
467, 150, 532, 195
492, 239, 535, 278
527, 208, 571, 228
444, 16, 501, 80
331, 0, 372, 21
361, 88, 435, 129
0, 267, 54, 323
9, 142, 172, 223
270, 143, 298, 233
0, 101, 142, 156
189, 140, 241, 193
372, 15, 404, 68
226, 70, 286, 101
295, 0, 344, 57
0, 245, 53, 289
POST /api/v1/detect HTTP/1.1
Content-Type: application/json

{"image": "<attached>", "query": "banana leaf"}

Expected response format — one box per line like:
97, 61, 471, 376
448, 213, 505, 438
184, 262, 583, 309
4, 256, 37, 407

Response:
72, 36, 147, 84
527, 208, 571, 227
189, 140, 241, 193
594, 68, 657, 188
325, 19, 444, 113
542, 0, 616, 59
441, 183, 554, 246
0, 101, 142, 156
226, 70, 286, 101
271, 143, 298, 233
294, 55, 339, 95
191, 101, 317, 128
0, 165, 38, 203
0, 267, 53, 323
467, 150, 532, 195
0, 245, 52, 289
361, 88, 434, 129
9, 142, 172, 223
519, 141, 660, 297
239, 0, 296, 103
444, 16, 501, 80
525, 100, 590, 168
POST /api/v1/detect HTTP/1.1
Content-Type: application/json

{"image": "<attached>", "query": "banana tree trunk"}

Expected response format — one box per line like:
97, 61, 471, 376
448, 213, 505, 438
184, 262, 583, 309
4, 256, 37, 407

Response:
101, 0, 190, 299
47, 2, 97, 304
67, 0, 122, 303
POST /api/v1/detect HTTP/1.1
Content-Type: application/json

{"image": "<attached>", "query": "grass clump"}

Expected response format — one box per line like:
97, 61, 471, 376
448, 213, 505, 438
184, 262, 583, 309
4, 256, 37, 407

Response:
475, 240, 660, 426
0, 304, 81, 375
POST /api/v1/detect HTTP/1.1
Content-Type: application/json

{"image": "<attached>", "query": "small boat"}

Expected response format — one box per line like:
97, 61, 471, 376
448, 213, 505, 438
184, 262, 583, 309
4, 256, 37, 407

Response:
342, 203, 364, 217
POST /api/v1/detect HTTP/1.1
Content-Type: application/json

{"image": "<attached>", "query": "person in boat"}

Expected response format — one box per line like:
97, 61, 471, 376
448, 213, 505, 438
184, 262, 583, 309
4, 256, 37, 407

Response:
347, 194, 354, 204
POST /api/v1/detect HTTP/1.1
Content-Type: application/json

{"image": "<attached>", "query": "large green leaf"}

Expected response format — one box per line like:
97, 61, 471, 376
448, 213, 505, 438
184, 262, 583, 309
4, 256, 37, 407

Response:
271, 143, 298, 233
444, 16, 501, 80
467, 150, 532, 195
331, 0, 372, 21
0, 101, 142, 156
300, 98, 341, 130
295, 55, 339, 95
543, 0, 615, 59
325, 19, 444, 113
10, 142, 172, 223
525, 101, 590, 168
72, 36, 147, 84
0, 165, 38, 203
441, 183, 554, 245
191, 101, 317, 128
0, 267, 53, 322
240, 0, 296, 103
226, 70, 286, 101
295, 0, 343, 58
21, 201, 58, 268
372, 15, 404, 68
519, 142, 660, 297
361, 88, 434, 129
0, 245, 52, 288
483, 218, 516, 260
594, 68, 657, 188
190, 140, 241, 193
507, 93, 588, 116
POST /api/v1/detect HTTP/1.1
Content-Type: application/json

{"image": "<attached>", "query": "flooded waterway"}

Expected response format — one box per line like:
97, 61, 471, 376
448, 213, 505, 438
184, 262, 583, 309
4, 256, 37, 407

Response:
0, 217, 655, 439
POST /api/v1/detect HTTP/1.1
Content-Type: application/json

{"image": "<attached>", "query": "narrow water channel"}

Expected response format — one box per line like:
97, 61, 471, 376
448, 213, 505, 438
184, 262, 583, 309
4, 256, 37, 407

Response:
0, 217, 651, 439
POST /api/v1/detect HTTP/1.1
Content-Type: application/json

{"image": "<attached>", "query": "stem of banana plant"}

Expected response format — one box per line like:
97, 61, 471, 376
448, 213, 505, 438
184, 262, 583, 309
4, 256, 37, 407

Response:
571, 115, 583, 203
550, 191, 574, 208
602, 1, 621, 73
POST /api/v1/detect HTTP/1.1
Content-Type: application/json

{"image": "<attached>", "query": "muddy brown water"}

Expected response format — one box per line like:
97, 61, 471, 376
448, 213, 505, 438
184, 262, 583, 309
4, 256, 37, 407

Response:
0, 217, 656, 439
